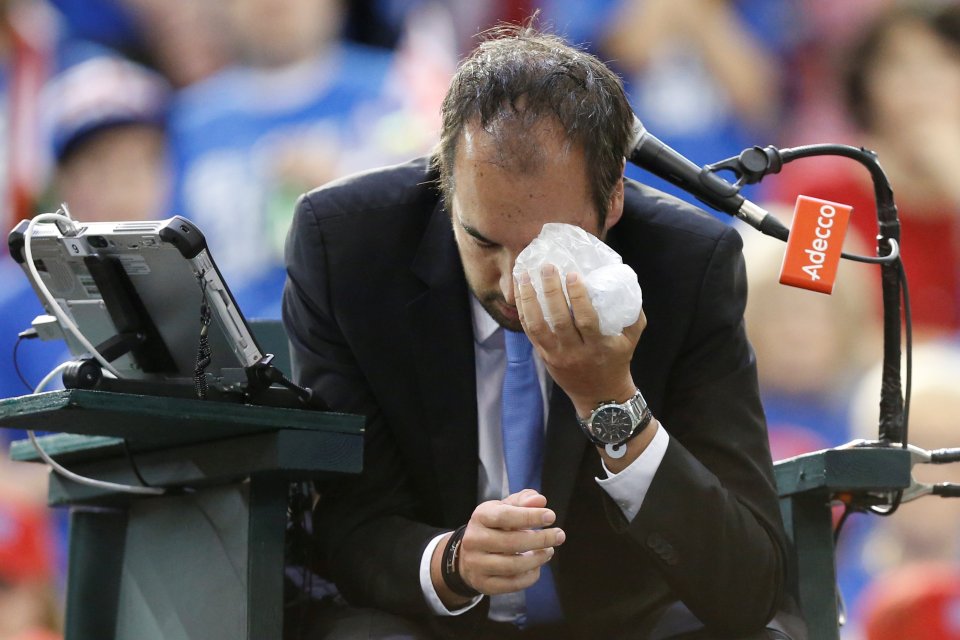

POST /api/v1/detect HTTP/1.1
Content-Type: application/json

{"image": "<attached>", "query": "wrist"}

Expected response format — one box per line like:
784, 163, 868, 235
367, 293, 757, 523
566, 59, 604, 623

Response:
600, 417, 659, 474
430, 528, 477, 608
576, 386, 653, 457
572, 377, 637, 419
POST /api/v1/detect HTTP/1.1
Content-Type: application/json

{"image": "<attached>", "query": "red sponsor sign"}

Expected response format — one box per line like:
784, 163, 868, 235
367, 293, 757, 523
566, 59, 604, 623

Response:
779, 195, 852, 294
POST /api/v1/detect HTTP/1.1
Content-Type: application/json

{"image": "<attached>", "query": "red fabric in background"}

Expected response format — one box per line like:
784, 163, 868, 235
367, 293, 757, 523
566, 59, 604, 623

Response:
769, 169, 960, 333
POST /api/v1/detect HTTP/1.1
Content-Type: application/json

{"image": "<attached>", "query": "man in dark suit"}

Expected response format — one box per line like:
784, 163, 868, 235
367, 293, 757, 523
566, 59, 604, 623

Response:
283, 25, 802, 640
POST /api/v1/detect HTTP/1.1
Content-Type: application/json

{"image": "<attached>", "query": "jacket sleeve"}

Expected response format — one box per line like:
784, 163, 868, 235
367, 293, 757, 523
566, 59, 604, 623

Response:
282, 192, 446, 616
623, 226, 787, 635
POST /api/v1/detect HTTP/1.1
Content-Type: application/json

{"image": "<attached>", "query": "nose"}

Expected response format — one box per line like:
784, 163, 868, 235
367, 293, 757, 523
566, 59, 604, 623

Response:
500, 254, 519, 305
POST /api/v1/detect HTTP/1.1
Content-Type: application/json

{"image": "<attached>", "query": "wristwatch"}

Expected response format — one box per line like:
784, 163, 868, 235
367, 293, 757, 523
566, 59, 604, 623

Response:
577, 389, 653, 459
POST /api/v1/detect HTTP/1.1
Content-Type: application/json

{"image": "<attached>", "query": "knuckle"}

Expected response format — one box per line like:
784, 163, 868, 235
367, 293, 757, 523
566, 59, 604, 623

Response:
527, 510, 545, 529
520, 567, 541, 588
525, 319, 548, 335
573, 313, 593, 330
538, 530, 553, 548
519, 286, 539, 302
487, 532, 512, 553
474, 500, 501, 524
463, 525, 484, 550
550, 313, 573, 330
486, 505, 507, 528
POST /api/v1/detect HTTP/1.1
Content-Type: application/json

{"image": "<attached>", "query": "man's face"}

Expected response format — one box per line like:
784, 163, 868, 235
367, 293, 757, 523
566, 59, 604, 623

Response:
449, 121, 623, 332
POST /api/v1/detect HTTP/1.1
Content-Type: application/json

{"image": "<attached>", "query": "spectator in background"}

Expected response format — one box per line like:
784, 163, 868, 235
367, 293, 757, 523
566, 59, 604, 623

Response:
770, 2, 960, 338
740, 213, 880, 628
741, 215, 879, 459
858, 563, 960, 640
0, 492, 61, 640
1, 0, 58, 236
168, 0, 411, 320
537, 0, 794, 213
46, 54, 170, 221
847, 341, 960, 637
0, 54, 170, 404
114, 0, 230, 88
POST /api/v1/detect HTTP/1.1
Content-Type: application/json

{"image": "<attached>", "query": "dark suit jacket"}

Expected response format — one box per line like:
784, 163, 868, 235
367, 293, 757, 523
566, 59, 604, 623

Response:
282, 157, 791, 638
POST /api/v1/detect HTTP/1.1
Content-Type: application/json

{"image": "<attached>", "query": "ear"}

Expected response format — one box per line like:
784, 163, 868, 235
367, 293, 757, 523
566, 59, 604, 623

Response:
602, 161, 626, 233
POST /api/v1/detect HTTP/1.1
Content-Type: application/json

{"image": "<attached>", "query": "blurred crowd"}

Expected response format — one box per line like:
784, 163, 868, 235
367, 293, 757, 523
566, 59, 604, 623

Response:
0, 1, 959, 638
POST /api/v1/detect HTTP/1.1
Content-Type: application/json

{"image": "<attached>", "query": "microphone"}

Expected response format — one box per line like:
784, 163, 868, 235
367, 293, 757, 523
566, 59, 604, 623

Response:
627, 116, 789, 241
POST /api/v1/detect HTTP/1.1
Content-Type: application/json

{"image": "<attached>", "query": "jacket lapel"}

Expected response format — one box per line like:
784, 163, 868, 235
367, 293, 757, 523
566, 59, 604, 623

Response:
402, 197, 591, 527
406, 200, 480, 526
543, 385, 590, 527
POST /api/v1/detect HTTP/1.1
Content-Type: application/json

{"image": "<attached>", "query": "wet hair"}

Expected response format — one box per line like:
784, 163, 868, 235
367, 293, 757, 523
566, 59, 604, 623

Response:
434, 23, 633, 226
845, 3, 960, 131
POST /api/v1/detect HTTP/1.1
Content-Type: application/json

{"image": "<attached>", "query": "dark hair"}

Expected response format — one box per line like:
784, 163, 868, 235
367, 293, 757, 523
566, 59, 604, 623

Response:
845, 3, 960, 131
434, 24, 634, 226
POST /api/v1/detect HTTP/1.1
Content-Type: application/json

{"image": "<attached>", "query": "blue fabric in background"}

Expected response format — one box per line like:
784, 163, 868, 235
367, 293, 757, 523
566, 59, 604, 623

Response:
48, 0, 142, 52
537, 0, 800, 218
167, 43, 396, 319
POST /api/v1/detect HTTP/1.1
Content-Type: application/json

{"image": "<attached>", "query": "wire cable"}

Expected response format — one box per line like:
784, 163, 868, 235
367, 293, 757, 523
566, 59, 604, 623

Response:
22, 211, 122, 377
27, 363, 166, 497
869, 256, 912, 517
12, 334, 34, 392
840, 237, 900, 265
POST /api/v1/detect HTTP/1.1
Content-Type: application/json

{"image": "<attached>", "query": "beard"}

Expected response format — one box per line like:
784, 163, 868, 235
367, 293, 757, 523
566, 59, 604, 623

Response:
474, 289, 523, 333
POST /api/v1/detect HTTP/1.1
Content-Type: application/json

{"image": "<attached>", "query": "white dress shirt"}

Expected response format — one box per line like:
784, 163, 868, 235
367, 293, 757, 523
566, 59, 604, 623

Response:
418, 295, 670, 619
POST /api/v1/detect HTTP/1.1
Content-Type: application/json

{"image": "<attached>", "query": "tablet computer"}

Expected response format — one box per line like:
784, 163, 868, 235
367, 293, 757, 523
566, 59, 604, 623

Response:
8, 215, 269, 397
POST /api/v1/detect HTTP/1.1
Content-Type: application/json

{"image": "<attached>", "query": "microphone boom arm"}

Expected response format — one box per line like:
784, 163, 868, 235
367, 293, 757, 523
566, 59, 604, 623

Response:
627, 128, 906, 448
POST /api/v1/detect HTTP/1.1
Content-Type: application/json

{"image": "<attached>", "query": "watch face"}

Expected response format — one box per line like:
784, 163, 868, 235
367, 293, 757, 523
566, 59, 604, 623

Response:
592, 406, 635, 444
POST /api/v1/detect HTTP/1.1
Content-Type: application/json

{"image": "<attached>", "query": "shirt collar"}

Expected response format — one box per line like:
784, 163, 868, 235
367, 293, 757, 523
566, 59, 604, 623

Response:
470, 294, 502, 347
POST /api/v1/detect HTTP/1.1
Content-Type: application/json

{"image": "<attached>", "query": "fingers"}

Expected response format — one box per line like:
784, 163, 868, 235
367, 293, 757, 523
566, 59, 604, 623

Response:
623, 308, 647, 343
476, 564, 545, 594
475, 499, 555, 531
516, 264, 590, 347
471, 547, 554, 578
460, 495, 567, 595
467, 522, 566, 554
503, 488, 547, 509
536, 265, 579, 340
515, 271, 548, 343
564, 271, 601, 338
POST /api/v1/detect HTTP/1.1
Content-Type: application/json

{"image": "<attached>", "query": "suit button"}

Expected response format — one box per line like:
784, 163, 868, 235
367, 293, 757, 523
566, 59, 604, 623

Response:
661, 546, 679, 566
646, 533, 664, 550
647, 533, 678, 565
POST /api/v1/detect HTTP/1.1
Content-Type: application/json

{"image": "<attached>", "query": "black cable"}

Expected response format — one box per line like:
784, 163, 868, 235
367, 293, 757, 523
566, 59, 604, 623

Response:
869, 259, 912, 517
833, 503, 856, 545
840, 252, 897, 264
930, 448, 960, 463
899, 259, 913, 449
840, 237, 900, 264
284, 481, 315, 639
932, 484, 960, 498
121, 439, 152, 488
12, 334, 35, 392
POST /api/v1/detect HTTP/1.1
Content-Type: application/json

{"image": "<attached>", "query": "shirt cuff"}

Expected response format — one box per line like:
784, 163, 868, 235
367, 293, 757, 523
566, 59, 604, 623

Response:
419, 532, 484, 616
595, 422, 669, 522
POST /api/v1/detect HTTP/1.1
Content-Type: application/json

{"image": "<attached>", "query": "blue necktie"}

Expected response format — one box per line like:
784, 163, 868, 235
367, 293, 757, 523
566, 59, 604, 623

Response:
501, 330, 563, 626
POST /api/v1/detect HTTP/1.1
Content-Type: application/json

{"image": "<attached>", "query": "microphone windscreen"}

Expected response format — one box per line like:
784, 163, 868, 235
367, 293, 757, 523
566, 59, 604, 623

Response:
778, 195, 852, 294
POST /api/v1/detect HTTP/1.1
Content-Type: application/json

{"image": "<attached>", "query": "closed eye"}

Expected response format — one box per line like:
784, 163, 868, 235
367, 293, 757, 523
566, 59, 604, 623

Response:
471, 236, 497, 249
458, 217, 500, 250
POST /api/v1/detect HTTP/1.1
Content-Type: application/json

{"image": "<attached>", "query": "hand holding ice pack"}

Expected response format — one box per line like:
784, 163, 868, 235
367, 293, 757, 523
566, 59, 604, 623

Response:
513, 223, 643, 336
